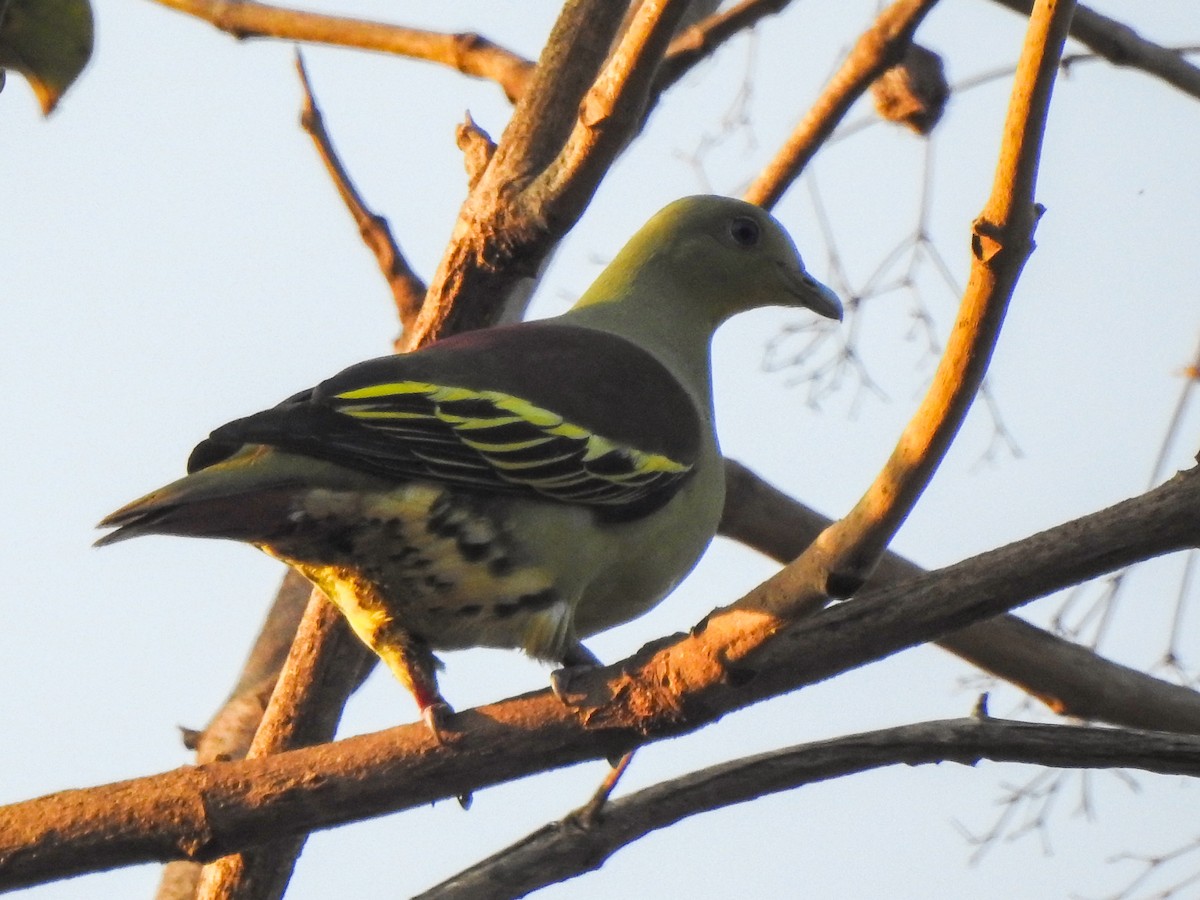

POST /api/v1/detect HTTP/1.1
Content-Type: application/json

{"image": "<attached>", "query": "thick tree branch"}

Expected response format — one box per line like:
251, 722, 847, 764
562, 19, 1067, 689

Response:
989, 0, 1200, 102
531, 1, 696, 211
4, 463, 1198, 890
295, 53, 427, 340
152, 0, 535, 102
405, 0, 691, 347
721, 459, 1200, 734
738, 0, 1075, 627
419, 717, 1200, 898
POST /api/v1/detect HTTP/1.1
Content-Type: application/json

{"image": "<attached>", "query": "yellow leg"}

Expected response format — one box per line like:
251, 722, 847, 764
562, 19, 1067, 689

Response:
292, 563, 452, 739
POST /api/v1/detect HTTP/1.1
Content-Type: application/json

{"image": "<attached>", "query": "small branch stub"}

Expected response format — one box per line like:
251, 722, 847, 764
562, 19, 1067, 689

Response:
456, 112, 496, 188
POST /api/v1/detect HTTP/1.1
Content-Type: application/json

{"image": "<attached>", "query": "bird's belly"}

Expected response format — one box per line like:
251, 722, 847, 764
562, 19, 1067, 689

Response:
262, 482, 588, 659
261, 467, 720, 663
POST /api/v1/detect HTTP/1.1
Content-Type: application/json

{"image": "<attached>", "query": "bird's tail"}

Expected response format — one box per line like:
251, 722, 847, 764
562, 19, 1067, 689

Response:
95, 445, 302, 547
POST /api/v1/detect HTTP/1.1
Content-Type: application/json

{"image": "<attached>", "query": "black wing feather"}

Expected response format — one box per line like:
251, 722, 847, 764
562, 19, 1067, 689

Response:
188, 323, 703, 520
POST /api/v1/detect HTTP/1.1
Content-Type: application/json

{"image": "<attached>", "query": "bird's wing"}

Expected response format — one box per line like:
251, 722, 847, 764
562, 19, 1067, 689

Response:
189, 323, 704, 520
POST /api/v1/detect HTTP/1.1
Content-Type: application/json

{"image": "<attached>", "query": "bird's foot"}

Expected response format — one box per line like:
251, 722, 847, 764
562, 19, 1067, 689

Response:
421, 700, 456, 745
550, 664, 597, 706
552, 642, 602, 706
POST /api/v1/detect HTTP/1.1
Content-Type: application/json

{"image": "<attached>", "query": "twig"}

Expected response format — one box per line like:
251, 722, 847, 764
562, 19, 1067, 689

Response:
416, 718, 1200, 899
657, 0, 796, 92
295, 52, 427, 341
743, 0, 942, 210
152, 0, 535, 101
570, 752, 634, 828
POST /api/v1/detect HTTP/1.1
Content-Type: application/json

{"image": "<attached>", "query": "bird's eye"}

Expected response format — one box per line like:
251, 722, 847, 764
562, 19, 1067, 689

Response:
729, 216, 760, 247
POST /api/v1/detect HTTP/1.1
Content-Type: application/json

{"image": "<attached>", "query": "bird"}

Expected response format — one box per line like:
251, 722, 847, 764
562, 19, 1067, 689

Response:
96, 195, 842, 736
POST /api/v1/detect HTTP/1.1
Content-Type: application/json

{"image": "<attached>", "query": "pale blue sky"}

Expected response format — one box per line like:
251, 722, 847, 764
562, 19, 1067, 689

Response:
4, 2, 1199, 897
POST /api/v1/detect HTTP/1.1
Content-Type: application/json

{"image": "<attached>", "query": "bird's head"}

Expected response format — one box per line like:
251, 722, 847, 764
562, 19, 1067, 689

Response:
575, 195, 843, 327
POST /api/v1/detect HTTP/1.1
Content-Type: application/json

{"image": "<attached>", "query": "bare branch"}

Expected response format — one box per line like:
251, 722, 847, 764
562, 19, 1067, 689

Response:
419, 718, 1200, 899
152, 0, 534, 101
720, 459, 1200, 735
533, 0, 698, 206
5, 463, 1199, 890
743, 0, 942, 210
295, 52, 427, 340
657, 0, 796, 91
988, 0, 1200, 102
735, 0, 1075, 628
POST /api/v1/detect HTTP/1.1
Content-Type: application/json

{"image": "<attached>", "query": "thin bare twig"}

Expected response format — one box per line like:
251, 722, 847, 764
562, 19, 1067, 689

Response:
658, 0, 795, 91
295, 52, 427, 341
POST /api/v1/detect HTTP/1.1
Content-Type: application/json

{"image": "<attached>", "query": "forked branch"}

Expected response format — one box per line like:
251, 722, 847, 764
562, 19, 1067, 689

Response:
731, 0, 1077, 629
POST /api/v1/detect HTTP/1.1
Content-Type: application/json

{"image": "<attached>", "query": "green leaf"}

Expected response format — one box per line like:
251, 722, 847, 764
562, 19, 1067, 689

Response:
0, 0, 94, 115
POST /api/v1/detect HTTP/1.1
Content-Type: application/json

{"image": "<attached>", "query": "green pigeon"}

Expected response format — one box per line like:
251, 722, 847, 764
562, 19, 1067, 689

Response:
97, 195, 842, 734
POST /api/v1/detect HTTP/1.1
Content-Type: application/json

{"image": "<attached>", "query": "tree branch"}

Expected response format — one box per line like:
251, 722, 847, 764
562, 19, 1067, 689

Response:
721, 459, 1200, 735
152, 569, 314, 900
531, 0, 697, 212
418, 717, 1200, 898
405, 0, 691, 348
151, 0, 535, 102
988, 0, 1200, 102
5, 462, 1198, 890
657, 0, 797, 92
295, 53, 427, 341
191, 592, 372, 900
736, 0, 1075, 628
743, 0, 942, 210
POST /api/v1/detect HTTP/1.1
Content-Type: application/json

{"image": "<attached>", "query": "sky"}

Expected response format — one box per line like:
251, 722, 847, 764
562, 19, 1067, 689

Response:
4, 1, 1200, 898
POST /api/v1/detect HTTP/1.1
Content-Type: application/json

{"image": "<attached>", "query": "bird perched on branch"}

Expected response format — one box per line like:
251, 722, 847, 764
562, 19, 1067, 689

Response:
97, 195, 842, 736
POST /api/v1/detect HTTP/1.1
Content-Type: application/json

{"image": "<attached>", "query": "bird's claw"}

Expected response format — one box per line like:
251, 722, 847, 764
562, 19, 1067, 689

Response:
550, 664, 597, 706
422, 701, 455, 744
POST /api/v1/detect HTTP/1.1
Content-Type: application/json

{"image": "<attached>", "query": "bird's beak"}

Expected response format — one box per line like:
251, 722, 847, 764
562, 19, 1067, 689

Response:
784, 264, 843, 321
806, 275, 844, 321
